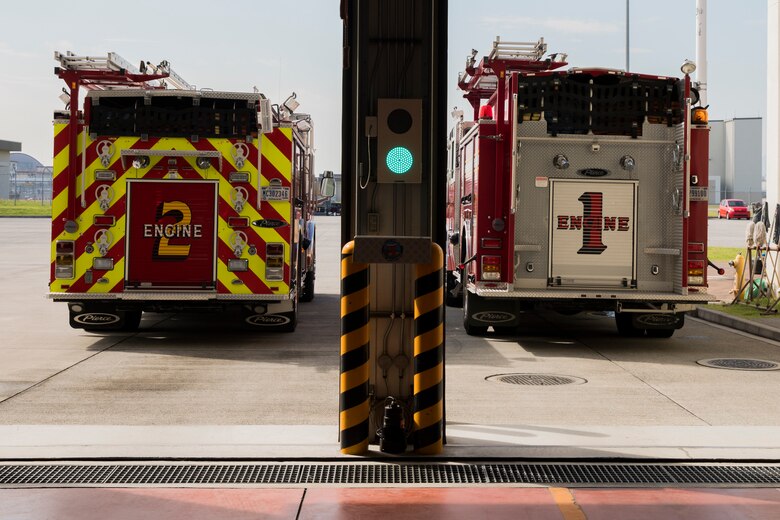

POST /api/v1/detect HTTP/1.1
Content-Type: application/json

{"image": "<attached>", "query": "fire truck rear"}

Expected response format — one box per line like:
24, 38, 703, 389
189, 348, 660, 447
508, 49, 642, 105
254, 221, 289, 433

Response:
447, 38, 712, 338
49, 52, 320, 332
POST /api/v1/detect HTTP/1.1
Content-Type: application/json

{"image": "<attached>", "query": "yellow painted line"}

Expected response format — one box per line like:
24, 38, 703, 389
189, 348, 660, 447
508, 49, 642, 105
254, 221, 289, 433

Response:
549, 488, 587, 520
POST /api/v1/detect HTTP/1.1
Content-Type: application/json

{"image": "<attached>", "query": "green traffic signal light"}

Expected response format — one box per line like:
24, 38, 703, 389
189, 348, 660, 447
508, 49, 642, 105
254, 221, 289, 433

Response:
386, 146, 414, 175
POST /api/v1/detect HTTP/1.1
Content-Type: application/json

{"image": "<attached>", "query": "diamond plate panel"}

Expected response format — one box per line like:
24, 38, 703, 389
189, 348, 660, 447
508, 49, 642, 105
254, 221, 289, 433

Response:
514, 121, 683, 294
353, 236, 432, 264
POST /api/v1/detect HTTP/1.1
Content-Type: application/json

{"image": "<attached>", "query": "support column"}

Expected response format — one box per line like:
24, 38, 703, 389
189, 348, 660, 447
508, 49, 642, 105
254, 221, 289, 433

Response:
339, 241, 370, 454
412, 244, 444, 454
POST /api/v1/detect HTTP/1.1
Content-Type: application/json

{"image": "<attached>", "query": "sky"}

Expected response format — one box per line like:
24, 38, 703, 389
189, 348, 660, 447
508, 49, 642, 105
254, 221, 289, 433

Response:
0, 0, 768, 173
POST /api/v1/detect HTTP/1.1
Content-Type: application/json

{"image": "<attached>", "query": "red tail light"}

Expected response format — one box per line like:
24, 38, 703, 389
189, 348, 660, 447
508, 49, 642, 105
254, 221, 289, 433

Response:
481, 255, 501, 281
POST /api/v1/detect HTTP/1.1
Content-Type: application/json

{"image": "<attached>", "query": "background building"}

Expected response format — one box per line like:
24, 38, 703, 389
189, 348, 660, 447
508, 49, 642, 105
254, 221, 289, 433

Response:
7, 152, 52, 203
0, 140, 23, 199
708, 118, 764, 204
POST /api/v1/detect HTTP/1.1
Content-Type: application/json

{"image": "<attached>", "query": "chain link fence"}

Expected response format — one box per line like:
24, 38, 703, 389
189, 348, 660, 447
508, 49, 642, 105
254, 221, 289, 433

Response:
0, 168, 53, 205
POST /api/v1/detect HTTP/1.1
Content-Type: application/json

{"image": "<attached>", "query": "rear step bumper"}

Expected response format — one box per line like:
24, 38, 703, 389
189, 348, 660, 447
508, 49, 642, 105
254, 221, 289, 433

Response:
473, 287, 713, 303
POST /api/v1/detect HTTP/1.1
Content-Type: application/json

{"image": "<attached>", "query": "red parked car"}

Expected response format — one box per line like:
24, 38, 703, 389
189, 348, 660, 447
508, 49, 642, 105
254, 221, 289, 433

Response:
718, 199, 751, 220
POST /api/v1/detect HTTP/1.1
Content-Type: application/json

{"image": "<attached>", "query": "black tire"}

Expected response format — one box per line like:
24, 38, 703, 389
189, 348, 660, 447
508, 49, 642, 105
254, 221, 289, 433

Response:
300, 270, 315, 302
463, 291, 488, 336
647, 328, 675, 338
615, 312, 643, 337
718, 213, 722, 219
726, 213, 731, 220
120, 310, 142, 332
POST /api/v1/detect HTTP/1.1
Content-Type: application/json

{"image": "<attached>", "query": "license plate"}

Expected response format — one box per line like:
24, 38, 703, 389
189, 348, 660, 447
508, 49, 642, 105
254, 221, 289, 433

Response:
261, 186, 290, 201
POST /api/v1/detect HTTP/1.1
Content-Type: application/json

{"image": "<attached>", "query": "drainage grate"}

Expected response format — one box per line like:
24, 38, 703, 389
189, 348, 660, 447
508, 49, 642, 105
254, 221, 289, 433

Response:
486, 374, 587, 386
1, 463, 780, 487
697, 358, 780, 371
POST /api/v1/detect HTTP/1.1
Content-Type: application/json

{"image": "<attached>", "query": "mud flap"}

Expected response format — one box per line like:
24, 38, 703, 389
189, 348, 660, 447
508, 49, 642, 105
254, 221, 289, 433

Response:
68, 302, 141, 331
463, 290, 525, 332
632, 312, 685, 330
243, 301, 297, 332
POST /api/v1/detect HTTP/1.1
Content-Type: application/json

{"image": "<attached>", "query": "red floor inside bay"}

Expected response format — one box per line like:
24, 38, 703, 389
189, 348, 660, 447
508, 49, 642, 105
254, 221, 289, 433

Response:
2, 487, 780, 520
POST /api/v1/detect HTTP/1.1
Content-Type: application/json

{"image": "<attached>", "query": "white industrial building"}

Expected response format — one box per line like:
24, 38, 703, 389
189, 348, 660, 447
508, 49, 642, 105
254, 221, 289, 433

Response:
708, 118, 764, 205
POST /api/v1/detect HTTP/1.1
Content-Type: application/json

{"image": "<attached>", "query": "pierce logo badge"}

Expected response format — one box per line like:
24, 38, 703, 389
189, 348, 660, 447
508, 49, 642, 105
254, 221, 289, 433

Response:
252, 219, 286, 228
473, 311, 516, 323
73, 313, 121, 325
245, 314, 291, 326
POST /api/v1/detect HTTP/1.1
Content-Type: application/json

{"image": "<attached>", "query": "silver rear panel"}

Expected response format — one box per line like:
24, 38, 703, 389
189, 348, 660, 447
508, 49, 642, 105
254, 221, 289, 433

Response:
513, 120, 684, 294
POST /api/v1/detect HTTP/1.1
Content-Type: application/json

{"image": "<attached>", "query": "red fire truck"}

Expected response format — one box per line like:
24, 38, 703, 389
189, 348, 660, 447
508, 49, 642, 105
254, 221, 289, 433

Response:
49, 52, 322, 332
446, 38, 712, 338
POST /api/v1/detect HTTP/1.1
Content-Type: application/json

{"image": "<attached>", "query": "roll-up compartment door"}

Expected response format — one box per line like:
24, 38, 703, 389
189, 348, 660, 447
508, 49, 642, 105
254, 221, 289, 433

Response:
549, 179, 637, 287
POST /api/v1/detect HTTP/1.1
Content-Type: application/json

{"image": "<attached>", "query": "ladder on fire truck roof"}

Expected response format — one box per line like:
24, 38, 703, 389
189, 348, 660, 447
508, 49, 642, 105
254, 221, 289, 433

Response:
487, 36, 548, 62
458, 36, 568, 116
54, 51, 193, 90
54, 51, 194, 227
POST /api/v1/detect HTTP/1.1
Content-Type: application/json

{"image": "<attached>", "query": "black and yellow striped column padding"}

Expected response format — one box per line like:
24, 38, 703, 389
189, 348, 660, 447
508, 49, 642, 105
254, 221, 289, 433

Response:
412, 243, 444, 454
339, 241, 370, 454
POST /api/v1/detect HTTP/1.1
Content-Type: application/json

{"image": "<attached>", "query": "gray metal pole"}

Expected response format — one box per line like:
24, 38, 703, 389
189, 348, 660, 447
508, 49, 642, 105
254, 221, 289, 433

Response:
626, 0, 630, 71
768, 0, 780, 212
696, 0, 708, 106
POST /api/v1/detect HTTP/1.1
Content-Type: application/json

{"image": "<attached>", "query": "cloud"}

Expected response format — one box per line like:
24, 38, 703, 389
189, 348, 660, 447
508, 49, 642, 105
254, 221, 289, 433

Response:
0, 41, 35, 58
479, 16, 620, 35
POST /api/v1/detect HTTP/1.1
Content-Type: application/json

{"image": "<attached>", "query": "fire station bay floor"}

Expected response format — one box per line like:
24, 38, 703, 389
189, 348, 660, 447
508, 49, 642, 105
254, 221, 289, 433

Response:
0, 309, 780, 460
2, 217, 780, 460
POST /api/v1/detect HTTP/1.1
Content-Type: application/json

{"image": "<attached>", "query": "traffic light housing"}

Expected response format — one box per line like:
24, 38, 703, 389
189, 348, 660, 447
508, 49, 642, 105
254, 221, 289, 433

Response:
377, 98, 422, 183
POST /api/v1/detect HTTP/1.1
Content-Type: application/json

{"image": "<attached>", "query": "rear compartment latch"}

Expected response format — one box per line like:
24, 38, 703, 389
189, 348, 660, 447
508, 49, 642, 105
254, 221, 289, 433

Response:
229, 231, 248, 258
96, 185, 114, 211
94, 229, 113, 257
230, 186, 249, 213
231, 143, 250, 169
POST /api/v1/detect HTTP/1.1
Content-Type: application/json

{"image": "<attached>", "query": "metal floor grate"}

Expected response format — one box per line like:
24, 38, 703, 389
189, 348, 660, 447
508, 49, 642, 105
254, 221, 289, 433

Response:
697, 358, 780, 371
2, 462, 780, 487
486, 374, 587, 386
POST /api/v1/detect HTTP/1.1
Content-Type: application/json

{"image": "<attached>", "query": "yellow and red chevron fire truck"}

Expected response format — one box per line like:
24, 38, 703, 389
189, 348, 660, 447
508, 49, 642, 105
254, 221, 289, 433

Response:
447, 38, 713, 338
49, 52, 320, 332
